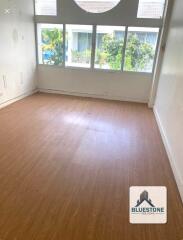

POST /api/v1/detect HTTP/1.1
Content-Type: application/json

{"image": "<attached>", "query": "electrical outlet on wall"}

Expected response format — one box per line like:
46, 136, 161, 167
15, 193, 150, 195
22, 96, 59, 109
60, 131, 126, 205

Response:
2, 75, 7, 89
20, 72, 23, 85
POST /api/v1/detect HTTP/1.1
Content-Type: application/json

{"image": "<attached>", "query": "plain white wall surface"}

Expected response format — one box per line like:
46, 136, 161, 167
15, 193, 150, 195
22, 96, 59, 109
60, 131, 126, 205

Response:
38, 66, 152, 103
0, 0, 37, 106
154, 0, 183, 200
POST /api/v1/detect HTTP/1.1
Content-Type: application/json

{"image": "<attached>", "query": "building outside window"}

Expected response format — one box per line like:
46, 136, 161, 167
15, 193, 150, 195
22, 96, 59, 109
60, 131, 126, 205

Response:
65, 25, 93, 68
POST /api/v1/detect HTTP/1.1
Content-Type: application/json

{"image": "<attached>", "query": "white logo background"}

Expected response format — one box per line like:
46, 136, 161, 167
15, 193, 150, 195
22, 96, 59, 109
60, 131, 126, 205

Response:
130, 186, 167, 224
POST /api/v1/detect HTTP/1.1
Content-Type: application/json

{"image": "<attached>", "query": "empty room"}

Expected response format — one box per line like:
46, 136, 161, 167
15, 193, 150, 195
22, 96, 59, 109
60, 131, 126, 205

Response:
0, 0, 183, 239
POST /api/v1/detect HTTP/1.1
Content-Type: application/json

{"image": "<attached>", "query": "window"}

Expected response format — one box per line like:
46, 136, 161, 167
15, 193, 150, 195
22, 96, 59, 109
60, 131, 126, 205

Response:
37, 24, 63, 65
95, 26, 125, 70
65, 25, 93, 68
74, 0, 120, 13
137, 0, 166, 19
35, 0, 57, 16
124, 27, 159, 72
36, 24, 160, 73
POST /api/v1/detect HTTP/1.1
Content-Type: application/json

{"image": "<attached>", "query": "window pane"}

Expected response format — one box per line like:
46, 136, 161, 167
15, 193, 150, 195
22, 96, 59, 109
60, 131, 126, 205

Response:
137, 0, 166, 19
124, 27, 159, 73
35, 0, 57, 16
95, 26, 125, 70
74, 0, 120, 13
37, 24, 63, 65
65, 25, 93, 68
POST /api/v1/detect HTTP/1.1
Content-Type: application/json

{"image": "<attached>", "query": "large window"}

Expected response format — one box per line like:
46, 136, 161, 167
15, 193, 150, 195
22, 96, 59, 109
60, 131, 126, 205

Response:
34, 0, 165, 75
36, 24, 159, 73
124, 27, 159, 72
35, 0, 57, 16
65, 25, 93, 68
37, 24, 63, 65
74, 0, 120, 13
137, 0, 166, 19
95, 26, 125, 70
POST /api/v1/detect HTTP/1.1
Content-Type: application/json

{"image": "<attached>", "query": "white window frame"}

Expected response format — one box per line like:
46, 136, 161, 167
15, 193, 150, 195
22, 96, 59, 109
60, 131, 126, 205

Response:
123, 27, 160, 73
37, 23, 64, 66
65, 24, 93, 69
36, 23, 160, 74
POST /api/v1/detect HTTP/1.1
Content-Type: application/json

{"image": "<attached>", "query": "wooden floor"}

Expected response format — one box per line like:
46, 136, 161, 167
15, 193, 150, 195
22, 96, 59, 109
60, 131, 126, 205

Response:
0, 93, 182, 240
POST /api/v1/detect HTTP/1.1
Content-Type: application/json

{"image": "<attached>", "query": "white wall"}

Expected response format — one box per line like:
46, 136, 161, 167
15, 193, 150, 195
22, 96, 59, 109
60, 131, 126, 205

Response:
38, 66, 152, 102
154, 0, 183, 200
0, 0, 37, 107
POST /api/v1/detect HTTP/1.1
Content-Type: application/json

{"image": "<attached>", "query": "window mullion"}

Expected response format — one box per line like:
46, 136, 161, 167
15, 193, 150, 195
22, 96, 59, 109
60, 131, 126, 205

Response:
63, 24, 66, 67
121, 26, 128, 71
56, 0, 60, 17
91, 25, 97, 69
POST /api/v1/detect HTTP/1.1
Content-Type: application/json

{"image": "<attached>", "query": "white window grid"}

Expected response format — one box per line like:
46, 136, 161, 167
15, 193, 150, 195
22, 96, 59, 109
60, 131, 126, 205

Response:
36, 24, 160, 74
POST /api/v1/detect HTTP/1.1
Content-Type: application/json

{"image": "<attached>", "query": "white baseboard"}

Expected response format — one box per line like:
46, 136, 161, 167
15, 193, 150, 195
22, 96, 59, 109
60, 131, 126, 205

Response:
154, 107, 183, 202
0, 89, 38, 110
38, 88, 148, 104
